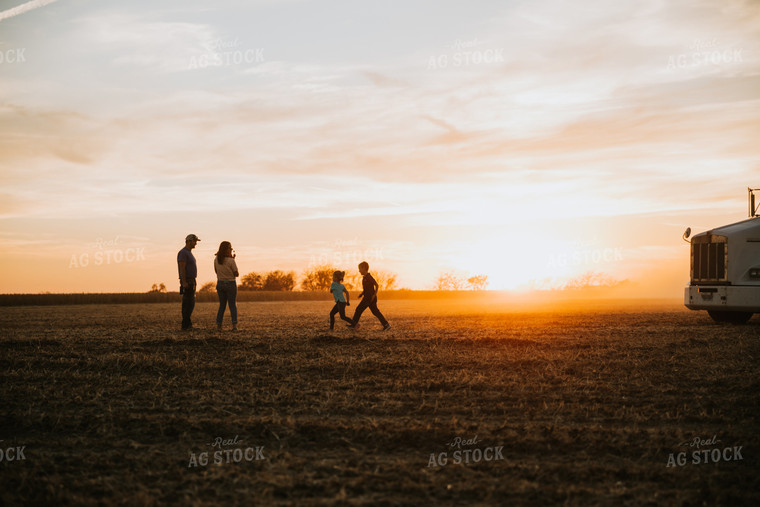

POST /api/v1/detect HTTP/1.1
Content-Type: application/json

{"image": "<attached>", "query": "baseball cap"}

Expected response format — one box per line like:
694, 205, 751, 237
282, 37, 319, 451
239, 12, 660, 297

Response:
185, 234, 201, 242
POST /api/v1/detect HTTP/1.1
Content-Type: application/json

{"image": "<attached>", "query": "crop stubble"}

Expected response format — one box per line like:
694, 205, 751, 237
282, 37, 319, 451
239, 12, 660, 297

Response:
0, 299, 758, 505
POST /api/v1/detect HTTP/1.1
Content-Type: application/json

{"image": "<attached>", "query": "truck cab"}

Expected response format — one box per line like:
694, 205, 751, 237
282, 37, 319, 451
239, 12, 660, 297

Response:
684, 188, 760, 323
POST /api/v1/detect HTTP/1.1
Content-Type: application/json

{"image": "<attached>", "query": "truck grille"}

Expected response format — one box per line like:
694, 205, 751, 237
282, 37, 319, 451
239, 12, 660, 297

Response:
690, 234, 727, 284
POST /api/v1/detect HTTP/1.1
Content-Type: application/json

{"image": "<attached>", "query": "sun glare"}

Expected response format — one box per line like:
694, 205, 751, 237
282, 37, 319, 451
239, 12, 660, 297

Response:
447, 233, 574, 290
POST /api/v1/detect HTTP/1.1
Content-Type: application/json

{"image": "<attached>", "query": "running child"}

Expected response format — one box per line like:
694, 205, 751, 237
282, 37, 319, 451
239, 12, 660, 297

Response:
347, 261, 390, 330
329, 270, 353, 330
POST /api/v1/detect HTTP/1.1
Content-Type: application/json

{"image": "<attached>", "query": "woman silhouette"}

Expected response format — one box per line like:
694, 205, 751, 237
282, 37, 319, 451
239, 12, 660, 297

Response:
214, 241, 239, 331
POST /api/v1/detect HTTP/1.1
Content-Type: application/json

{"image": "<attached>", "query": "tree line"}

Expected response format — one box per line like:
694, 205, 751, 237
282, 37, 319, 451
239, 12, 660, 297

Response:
151, 267, 489, 294
189, 265, 398, 294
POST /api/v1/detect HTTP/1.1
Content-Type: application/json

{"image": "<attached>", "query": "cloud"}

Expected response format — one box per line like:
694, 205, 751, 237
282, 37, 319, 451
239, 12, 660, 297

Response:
0, 103, 102, 167
74, 13, 220, 73
1, 0, 758, 224
362, 71, 407, 88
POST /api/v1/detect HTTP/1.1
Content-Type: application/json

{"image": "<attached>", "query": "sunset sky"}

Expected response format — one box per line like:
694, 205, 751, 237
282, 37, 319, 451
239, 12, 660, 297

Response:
1, 0, 758, 293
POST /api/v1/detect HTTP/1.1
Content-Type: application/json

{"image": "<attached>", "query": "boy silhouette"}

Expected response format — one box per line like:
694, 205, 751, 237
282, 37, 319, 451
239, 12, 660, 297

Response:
348, 261, 390, 330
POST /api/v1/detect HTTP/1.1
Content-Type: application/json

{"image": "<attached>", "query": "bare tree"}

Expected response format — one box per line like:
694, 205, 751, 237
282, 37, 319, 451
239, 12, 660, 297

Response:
374, 270, 398, 290
301, 265, 338, 291
264, 270, 296, 291
467, 275, 489, 290
149, 283, 167, 293
435, 271, 465, 290
198, 281, 216, 294
344, 271, 361, 291
343, 269, 398, 290
239, 272, 264, 291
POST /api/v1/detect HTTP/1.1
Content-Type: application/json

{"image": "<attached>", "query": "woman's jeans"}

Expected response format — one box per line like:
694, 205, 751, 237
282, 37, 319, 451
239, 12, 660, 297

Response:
216, 281, 238, 324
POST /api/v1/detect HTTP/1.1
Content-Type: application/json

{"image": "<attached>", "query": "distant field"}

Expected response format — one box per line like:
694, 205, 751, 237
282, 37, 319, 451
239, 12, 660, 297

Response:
0, 288, 678, 306
1, 298, 758, 505
0, 290, 338, 306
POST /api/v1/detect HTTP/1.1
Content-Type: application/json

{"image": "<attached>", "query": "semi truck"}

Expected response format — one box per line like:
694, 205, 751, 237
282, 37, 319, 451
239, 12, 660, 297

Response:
683, 187, 760, 324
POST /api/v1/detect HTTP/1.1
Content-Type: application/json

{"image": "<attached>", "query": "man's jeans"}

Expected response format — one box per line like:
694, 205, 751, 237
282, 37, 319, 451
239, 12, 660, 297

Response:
181, 278, 196, 329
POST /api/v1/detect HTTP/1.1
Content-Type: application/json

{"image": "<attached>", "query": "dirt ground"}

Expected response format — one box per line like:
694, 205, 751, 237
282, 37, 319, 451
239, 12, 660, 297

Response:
1, 298, 758, 505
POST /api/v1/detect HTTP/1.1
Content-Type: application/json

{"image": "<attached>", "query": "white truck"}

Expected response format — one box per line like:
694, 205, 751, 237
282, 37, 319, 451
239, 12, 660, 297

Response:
683, 187, 760, 324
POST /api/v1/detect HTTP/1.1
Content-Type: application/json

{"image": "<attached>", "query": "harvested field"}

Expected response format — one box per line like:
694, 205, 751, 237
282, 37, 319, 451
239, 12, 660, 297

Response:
1, 298, 758, 505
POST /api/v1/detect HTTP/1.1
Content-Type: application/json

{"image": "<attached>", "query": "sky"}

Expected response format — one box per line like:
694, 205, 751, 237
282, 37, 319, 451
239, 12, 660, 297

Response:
0, 0, 758, 293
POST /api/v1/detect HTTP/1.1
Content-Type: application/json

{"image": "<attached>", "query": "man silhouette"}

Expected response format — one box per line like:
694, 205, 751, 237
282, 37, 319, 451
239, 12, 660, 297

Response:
177, 234, 200, 330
